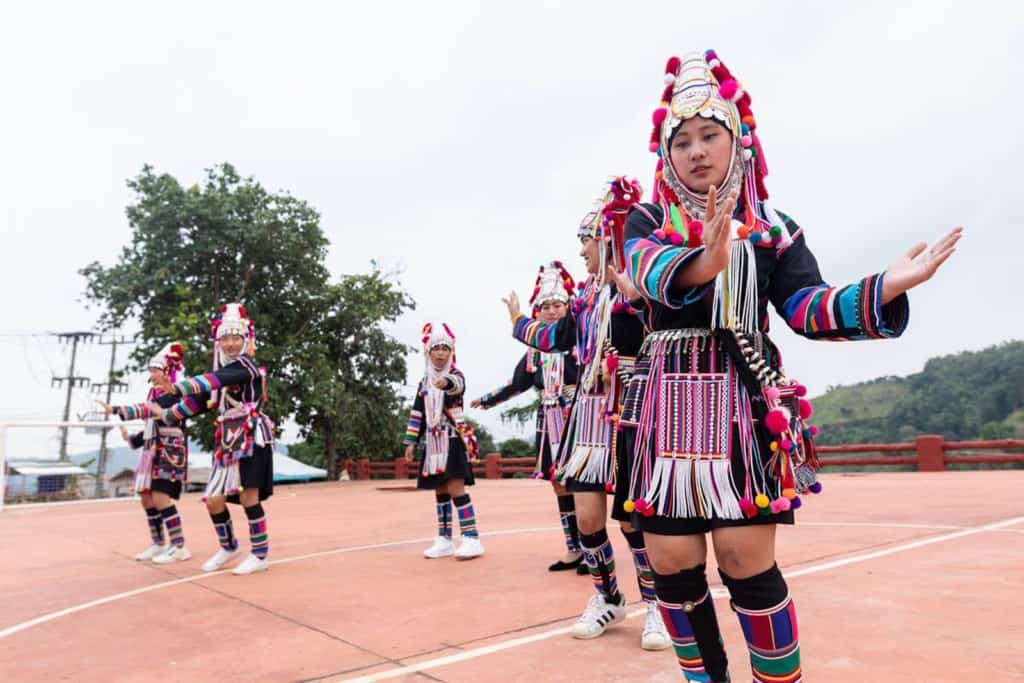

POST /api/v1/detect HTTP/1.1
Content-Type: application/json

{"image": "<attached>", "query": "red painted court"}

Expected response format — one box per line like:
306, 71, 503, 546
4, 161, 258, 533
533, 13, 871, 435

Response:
1, 471, 1022, 682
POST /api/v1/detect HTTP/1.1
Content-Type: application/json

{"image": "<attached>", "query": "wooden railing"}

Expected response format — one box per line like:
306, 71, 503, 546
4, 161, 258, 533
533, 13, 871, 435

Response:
338, 436, 1024, 480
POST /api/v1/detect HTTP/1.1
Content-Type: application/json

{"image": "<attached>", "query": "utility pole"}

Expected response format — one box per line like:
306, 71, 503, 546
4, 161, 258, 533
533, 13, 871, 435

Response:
51, 332, 96, 462
91, 334, 132, 498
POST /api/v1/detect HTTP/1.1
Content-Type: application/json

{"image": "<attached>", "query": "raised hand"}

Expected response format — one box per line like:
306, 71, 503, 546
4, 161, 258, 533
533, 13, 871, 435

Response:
701, 184, 739, 276
606, 266, 641, 302
469, 399, 483, 409
403, 444, 415, 463
881, 227, 963, 304
147, 402, 166, 420
501, 291, 522, 322
94, 400, 114, 417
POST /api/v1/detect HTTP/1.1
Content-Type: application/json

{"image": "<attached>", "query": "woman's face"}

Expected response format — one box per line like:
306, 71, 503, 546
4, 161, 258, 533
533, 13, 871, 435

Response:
148, 368, 164, 384
220, 334, 245, 359
429, 345, 451, 369
668, 116, 733, 194
578, 236, 600, 275
539, 300, 567, 324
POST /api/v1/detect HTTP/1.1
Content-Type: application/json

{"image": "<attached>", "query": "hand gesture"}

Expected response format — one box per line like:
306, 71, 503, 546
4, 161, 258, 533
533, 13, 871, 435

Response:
469, 399, 483, 409
433, 377, 448, 389
95, 400, 114, 417
403, 444, 415, 463
606, 265, 641, 302
118, 426, 130, 443
881, 227, 963, 304
501, 291, 522, 322
700, 184, 739, 276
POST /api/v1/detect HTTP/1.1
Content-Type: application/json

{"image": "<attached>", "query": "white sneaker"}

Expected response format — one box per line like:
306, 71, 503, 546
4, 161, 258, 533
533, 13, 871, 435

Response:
152, 545, 192, 564
135, 543, 166, 561
231, 553, 269, 575
423, 536, 455, 559
201, 547, 240, 572
454, 536, 484, 560
570, 592, 627, 639
641, 601, 672, 650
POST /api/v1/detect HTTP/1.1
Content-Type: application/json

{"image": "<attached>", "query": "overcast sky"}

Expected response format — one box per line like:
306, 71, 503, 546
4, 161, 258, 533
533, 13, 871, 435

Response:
2, 1, 1021, 459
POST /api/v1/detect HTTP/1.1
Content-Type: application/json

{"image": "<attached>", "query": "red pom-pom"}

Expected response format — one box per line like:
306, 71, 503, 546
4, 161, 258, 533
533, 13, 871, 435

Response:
652, 107, 668, 127
764, 407, 790, 434
739, 498, 757, 518
648, 141, 660, 153
718, 79, 739, 100
604, 482, 614, 493
669, 232, 684, 246
665, 56, 681, 74
798, 398, 814, 420
809, 425, 820, 437
795, 384, 808, 397
605, 355, 618, 373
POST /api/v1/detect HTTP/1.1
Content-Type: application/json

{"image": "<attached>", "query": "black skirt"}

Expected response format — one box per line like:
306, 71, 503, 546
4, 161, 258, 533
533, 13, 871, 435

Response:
151, 478, 183, 500
416, 437, 476, 490
227, 444, 274, 504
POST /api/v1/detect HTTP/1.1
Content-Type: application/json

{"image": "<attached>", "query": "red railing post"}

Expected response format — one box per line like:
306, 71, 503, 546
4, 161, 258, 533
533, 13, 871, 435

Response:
339, 458, 353, 479
395, 457, 408, 479
915, 435, 946, 472
485, 452, 502, 479
357, 458, 371, 479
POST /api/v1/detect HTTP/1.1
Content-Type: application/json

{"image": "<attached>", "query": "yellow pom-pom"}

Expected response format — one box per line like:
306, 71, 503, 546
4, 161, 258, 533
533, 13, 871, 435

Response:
623, 500, 636, 513
754, 493, 770, 508
782, 488, 797, 500
769, 441, 779, 452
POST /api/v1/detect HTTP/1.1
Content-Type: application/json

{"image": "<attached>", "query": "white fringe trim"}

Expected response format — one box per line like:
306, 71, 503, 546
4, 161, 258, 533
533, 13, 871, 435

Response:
647, 457, 743, 519
203, 461, 242, 500
134, 449, 154, 493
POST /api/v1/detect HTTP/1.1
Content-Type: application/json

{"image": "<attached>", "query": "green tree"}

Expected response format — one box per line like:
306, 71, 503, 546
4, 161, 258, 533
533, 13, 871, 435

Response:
291, 270, 415, 478
501, 397, 541, 428
497, 437, 534, 457
80, 163, 330, 448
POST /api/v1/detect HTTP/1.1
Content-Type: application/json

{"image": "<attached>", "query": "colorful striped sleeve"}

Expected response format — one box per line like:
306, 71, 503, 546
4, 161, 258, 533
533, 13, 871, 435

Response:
512, 313, 576, 353
770, 215, 909, 340
116, 403, 151, 421
403, 390, 425, 446
173, 372, 223, 397
623, 205, 707, 308
163, 395, 209, 424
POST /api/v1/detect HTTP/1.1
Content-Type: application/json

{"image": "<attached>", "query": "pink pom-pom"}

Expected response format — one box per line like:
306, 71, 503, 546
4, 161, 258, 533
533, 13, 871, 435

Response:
669, 232, 684, 246
739, 498, 757, 518
798, 398, 814, 420
605, 355, 619, 373
653, 229, 667, 241
634, 497, 649, 513
764, 407, 791, 434
764, 387, 781, 402
769, 499, 784, 514
652, 107, 668, 127
648, 141, 660, 153
780, 438, 794, 452
775, 497, 792, 512
740, 134, 753, 148
795, 384, 808, 397
718, 79, 739, 101
809, 425, 820, 437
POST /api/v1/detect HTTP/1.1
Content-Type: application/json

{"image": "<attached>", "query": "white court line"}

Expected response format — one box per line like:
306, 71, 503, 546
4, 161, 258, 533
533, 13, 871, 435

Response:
340, 515, 1024, 682
3, 496, 141, 512
0, 526, 557, 640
